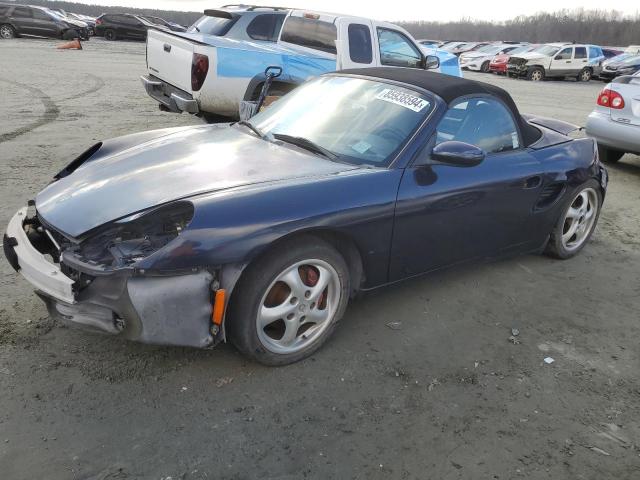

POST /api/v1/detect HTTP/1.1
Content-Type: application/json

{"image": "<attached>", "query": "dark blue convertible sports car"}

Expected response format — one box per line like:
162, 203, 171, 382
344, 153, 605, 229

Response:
4, 68, 607, 365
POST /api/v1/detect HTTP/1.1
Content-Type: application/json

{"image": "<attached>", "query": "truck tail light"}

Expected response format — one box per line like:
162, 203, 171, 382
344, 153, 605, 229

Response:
597, 88, 625, 109
191, 53, 209, 92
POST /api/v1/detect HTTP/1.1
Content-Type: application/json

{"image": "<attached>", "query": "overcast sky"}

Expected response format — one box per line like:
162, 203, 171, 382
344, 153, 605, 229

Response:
71, 0, 639, 22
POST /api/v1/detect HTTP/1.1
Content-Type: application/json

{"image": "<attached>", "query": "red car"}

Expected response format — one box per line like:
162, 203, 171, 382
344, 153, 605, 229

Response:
490, 45, 538, 74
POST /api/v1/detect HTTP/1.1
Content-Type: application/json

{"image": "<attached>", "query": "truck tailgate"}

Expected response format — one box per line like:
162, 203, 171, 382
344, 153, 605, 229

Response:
147, 29, 196, 93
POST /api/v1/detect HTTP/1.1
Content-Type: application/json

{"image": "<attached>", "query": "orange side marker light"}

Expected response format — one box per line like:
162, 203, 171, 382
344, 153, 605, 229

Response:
212, 289, 226, 326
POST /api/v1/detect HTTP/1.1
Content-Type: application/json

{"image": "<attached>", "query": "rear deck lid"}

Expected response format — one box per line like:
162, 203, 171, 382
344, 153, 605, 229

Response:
610, 76, 640, 126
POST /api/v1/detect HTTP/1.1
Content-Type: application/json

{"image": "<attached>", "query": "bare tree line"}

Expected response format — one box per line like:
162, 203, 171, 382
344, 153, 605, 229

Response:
397, 9, 640, 47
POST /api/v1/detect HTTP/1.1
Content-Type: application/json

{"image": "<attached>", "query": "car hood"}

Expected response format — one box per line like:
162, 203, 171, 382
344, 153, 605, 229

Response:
64, 18, 88, 27
515, 52, 547, 62
36, 125, 357, 238
461, 51, 489, 60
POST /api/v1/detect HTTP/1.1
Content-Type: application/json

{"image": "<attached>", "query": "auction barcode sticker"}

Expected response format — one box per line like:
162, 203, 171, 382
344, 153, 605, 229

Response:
375, 89, 430, 112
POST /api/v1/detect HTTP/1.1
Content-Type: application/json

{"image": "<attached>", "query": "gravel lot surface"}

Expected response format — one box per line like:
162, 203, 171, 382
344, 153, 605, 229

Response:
1, 38, 639, 480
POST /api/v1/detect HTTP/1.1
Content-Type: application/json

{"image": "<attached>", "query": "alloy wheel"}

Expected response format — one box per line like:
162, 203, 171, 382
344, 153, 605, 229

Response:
561, 188, 598, 252
256, 259, 341, 354
531, 70, 543, 81
0, 25, 14, 39
580, 70, 591, 82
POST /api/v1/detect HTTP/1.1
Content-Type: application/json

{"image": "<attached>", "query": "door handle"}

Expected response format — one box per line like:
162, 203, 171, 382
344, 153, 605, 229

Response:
565, 60, 571, 63
523, 176, 542, 189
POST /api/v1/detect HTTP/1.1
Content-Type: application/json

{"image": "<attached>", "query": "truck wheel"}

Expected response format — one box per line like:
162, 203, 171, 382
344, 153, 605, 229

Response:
578, 68, 592, 82
527, 67, 544, 81
0, 24, 16, 39
227, 236, 350, 366
545, 180, 602, 260
598, 145, 624, 163
62, 29, 79, 40
104, 29, 116, 41
481, 61, 490, 73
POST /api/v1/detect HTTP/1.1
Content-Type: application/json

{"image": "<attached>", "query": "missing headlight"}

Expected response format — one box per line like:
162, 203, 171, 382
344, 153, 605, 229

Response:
74, 201, 194, 269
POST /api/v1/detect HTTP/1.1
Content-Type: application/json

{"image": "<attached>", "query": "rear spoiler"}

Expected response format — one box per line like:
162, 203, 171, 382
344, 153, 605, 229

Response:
522, 114, 582, 135
204, 9, 236, 19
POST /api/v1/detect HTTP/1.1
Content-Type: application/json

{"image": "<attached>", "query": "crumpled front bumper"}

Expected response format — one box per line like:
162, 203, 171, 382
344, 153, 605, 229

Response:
4, 207, 218, 348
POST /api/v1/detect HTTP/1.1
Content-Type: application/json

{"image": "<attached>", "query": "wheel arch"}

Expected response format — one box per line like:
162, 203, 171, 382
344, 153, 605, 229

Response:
220, 227, 365, 339
242, 75, 300, 101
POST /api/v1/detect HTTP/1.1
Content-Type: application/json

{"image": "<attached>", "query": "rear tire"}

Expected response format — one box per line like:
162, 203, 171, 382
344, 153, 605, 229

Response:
598, 145, 624, 163
227, 236, 350, 366
0, 24, 16, 39
481, 61, 490, 73
527, 67, 545, 81
545, 180, 602, 259
578, 68, 592, 82
104, 29, 116, 41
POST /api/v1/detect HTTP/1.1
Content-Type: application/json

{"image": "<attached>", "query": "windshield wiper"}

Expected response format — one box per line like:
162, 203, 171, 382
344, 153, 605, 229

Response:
272, 133, 339, 161
236, 120, 266, 140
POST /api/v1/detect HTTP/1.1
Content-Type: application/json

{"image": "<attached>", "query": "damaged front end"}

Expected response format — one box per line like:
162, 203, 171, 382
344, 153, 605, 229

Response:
5, 201, 222, 349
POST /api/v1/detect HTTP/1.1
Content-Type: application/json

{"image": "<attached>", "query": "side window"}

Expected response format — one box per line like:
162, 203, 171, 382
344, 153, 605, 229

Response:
280, 16, 337, 54
555, 47, 573, 60
434, 97, 520, 154
575, 47, 587, 59
348, 23, 372, 64
246, 14, 284, 42
12, 7, 33, 18
588, 46, 601, 59
377, 28, 422, 68
32, 9, 52, 20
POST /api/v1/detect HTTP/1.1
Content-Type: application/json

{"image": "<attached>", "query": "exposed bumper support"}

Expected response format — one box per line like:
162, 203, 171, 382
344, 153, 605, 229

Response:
5, 207, 75, 304
140, 74, 199, 114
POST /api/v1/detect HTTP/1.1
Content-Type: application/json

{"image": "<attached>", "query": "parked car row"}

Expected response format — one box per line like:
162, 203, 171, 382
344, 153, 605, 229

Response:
430, 39, 639, 83
0, 2, 186, 41
0, 3, 92, 40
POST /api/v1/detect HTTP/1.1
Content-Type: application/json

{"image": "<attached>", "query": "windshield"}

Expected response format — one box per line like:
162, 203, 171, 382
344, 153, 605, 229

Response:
535, 45, 561, 56
187, 14, 238, 35
621, 55, 640, 65
250, 76, 433, 166
509, 45, 531, 55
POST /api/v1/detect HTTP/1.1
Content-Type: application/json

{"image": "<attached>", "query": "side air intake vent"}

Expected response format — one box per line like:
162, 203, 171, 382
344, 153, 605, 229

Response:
536, 183, 565, 210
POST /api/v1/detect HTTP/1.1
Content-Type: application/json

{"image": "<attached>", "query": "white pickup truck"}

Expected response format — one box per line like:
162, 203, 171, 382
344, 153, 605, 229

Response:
142, 8, 458, 119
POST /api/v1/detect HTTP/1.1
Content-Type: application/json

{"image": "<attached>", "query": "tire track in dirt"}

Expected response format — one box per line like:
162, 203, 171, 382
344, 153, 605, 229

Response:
58, 73, 106, 103
0, 78, 59, 144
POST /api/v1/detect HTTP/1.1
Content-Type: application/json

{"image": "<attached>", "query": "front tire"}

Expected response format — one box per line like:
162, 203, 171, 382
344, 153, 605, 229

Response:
227, 236, 351, 365
545, 180, 602, 259
0, 24, 16, 39
598, 144, 624, 163
481, 61, 490, 73
62, 29, 79, 40
527, 67, 545, 81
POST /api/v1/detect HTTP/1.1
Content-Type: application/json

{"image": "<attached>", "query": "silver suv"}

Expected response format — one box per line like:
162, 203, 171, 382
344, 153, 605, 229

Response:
187, 5, 288, 42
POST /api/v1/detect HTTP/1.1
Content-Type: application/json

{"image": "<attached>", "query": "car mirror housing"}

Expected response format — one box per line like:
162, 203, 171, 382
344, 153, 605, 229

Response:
431, 141, 485, 167
424, 55, 440, 70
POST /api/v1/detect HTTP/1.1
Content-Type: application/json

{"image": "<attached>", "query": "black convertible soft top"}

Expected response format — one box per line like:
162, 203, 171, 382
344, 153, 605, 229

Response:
338, 67, 542, 147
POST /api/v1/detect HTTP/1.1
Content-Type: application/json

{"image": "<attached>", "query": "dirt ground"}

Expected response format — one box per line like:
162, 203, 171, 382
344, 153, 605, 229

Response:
1, 38, 639, 480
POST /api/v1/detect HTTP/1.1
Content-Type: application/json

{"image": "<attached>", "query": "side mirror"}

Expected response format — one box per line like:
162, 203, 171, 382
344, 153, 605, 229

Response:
424, 55, 440, 70
431, 141, 485, 167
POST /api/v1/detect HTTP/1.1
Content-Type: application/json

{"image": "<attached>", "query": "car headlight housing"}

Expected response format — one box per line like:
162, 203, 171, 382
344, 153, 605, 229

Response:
70, 201, 195, 270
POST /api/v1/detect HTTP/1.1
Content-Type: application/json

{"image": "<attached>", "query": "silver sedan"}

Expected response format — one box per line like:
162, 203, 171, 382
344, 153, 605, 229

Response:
586, 73, 640, 162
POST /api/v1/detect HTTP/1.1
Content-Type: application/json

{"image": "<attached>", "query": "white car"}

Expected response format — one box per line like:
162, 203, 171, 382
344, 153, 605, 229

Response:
459, 44, 526, 72
507, 43, 605, 82
143, 8, 447, 119
586, 74, 640, 162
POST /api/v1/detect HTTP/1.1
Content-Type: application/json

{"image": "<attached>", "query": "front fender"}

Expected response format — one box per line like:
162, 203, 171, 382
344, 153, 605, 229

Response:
138, 168, 404, 291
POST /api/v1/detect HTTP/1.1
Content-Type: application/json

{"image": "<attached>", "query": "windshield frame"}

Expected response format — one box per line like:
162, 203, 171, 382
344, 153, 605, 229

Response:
248, 73, 437, 169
